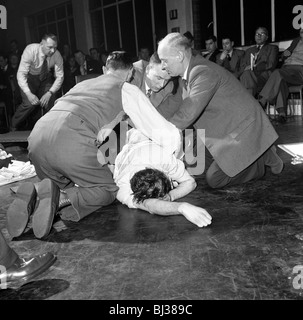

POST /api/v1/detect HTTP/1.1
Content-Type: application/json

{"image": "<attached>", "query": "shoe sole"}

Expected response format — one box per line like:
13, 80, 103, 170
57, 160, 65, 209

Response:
7, 182, 37, 238
33, 179, 60, 239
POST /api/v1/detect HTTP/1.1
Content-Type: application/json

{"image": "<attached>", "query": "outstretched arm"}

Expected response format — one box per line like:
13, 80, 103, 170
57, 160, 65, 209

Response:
135, 199, 212, 228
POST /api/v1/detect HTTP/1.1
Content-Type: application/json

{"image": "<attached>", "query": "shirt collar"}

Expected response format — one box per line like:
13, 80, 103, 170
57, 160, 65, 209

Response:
182, 63, 190, 81
145, 82, 151, 94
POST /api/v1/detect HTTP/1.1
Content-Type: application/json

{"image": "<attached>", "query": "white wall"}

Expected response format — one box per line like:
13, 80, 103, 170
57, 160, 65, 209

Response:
165, 0, 193, 35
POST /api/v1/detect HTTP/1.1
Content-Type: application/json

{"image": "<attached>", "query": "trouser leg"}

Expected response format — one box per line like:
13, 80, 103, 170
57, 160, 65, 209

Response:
240, 70, 257, 96
0, 230, 19, 269
205, 148, 266, 189
11, 74, 54, 128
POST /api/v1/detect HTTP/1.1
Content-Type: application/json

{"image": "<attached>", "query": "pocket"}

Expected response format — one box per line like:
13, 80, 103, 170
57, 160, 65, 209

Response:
229, 116, 255, 140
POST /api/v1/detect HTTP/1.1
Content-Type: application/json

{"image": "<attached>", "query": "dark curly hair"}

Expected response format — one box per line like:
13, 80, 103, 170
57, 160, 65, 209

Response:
130, 168, 172, 204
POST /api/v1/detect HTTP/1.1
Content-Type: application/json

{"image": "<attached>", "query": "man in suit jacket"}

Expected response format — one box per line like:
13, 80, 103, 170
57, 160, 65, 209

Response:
132, 52, 182, 118
203, 35, 221, 63
239, 27, 279, 97
74, 50, 103, 75
216, 36, 244, 78
157, 32, 283, 189
259, 27, 303, 123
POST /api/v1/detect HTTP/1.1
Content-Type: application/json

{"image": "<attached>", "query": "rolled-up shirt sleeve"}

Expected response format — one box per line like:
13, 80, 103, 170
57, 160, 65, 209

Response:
17, 48, 33, 94
49, 52, 64, 93
122, 82, 181, 155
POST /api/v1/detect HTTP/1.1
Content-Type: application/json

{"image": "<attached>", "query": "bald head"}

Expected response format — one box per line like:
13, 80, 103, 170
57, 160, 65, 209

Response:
157, 33, 192, 77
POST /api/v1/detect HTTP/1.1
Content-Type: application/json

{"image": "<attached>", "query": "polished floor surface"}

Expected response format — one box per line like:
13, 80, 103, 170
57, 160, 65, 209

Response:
0, 116, 303, 300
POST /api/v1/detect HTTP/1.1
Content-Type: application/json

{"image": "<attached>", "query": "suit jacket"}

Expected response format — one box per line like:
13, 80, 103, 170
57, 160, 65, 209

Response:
132, 59, 182, 113
281, 37, 302, 65
85, 57, 103, 75
286, 37, 301, 54
216, 49, 245, 78
204, 48, 221, 63
239, 43, 279, 77
169, 55, 278, 177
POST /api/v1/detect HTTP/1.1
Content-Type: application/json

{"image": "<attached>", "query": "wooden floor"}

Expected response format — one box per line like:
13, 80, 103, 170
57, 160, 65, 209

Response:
0, 116, 303, 300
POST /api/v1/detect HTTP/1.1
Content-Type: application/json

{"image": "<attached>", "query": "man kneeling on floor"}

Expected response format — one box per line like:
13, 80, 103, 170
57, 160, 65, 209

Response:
113, 128, 212, 227
6, 51, 181, 239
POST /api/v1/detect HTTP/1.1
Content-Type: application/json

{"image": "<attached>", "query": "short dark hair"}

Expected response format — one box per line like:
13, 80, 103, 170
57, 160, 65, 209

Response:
90, 47, 99, 54
130, 168, 172, 204
42, 33, 58, 42
221, 36, 233, 42
149, 52, 161, 65
0, 52, 8, 60
205, 35, 217, 42
106, 51, 133, 70
183, 31, 194, 42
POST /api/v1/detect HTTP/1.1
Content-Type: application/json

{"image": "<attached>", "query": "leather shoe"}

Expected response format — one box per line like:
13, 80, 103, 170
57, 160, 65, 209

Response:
7, 182, 37, 238
32, 178, 60, 239
264, 145, 284, 174
0, 252, 56, 289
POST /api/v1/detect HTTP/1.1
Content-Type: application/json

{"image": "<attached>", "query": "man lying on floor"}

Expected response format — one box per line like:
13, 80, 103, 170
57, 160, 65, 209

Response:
113, 128, 212, 228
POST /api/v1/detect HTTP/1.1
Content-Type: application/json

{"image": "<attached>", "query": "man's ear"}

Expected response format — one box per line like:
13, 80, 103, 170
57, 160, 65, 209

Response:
176, 51, 184, 62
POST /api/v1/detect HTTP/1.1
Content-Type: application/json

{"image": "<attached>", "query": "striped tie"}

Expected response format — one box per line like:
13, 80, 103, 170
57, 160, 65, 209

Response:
146, 89, 152, 98
39, 57, 48, 81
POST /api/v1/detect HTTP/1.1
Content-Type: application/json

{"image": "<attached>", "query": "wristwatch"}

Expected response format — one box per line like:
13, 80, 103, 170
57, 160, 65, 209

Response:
48, 90, 54, 95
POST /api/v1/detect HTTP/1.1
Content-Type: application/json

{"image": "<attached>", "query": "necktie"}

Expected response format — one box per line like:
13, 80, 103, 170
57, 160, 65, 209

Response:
256, 45, 261, 52
146, 89, 152, 98
39, 57, 48, 81
227, 53, 231, 61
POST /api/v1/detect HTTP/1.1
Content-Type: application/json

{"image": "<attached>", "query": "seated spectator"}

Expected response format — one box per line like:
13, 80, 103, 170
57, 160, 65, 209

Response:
74, 50, 102, 75
100, 51, 109, 67
89, 47, 100, 62
8, 39, 22, 61
7, 53, 22, 112
203, 35, 220, 62
0, 53, 14, 127
259, 27, 303, 123
239, 27, 279, 97
62, 55, 80, 94
138, 46, 151, 65
61, 44, 71, 66
216, 36, 244, 78
183, 31, 201, 56
113, 128, 212, 228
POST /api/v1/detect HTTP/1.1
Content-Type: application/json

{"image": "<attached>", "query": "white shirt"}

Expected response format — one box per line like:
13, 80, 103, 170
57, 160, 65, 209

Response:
114, 128, 187, 208
17, 43, 64, 94
121, 82, 181, 156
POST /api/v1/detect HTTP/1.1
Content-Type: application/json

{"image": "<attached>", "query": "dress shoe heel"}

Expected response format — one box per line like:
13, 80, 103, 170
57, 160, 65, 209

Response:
7, 182, 37, 238
33, 179, 60, 239
0, 252, 57, 289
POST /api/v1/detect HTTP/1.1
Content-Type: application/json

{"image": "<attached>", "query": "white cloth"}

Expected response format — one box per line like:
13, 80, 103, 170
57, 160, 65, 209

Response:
0, 160, 36, 186
114, 129, 186, 208
17, 43, 64, 94
121, 82, 181, 156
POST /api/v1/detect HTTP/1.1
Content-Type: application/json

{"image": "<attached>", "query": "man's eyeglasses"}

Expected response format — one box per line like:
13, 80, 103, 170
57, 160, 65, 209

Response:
255, 32, 267, 37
